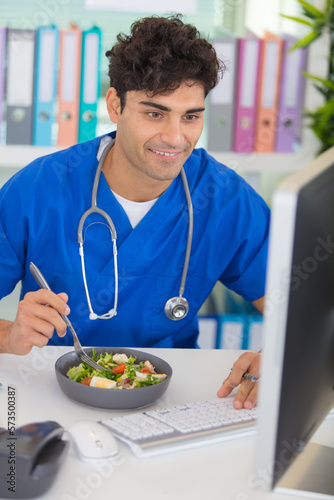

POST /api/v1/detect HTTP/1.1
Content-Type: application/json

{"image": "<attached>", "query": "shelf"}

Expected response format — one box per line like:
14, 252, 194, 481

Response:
208, 150, 316, 174
0, 145, 60, 168
0, 145, 317, 174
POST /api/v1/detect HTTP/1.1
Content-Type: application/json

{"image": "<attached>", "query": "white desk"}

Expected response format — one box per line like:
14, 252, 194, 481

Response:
0, 347, 333, 500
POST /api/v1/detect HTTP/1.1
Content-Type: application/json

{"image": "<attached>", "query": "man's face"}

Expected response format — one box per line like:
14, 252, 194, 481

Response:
106, 81, 205, 199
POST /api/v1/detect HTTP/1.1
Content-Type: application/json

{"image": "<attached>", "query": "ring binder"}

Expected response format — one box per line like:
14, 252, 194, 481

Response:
0, 28, 6, 142
275, 35, 308, 153
78, 27, 102, 143
208, 37, 238, 152
33, 26, 59, 146
234, 33, 262, 153
254, 32, 284, 153
6, 29, 36, 145
57, 26, 82, 147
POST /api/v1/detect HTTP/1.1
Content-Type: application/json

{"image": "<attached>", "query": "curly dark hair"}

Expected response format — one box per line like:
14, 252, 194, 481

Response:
105, 15, 225, 111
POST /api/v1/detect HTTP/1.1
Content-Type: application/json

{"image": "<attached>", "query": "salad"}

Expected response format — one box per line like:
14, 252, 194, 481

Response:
66, 350, 167, 389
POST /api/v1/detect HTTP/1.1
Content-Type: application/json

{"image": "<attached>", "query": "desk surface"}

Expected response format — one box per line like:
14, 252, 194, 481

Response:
1, 347, 333, 500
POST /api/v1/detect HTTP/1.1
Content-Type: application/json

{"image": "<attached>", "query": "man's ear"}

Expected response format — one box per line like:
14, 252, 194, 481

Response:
106, 87, 121, 123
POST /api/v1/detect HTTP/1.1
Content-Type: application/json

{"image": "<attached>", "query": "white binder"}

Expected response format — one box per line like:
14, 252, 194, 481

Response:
207, 37, 238, 152
198, 316, 218, 349
247, 316, 263, 351
218, 314, 247, 350
6, 29, 36, 145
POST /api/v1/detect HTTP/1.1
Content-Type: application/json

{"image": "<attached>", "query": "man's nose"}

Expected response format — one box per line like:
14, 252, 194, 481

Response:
159, 118, 183, 147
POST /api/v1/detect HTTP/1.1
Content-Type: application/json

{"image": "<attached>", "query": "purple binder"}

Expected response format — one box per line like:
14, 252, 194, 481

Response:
0, 28, 6, 137
275, 34, 308, 153
233, 33, 262, 153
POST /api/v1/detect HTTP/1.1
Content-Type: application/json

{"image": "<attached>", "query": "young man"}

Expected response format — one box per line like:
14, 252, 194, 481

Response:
0, 16, 268, 409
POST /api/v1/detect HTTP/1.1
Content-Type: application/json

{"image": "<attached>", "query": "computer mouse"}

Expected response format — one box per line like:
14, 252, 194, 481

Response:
0, 421, 69, 499
66, 420, 119, 461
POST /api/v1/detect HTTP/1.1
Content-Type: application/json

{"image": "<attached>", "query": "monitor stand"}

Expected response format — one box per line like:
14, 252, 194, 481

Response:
275, 442, 334, 498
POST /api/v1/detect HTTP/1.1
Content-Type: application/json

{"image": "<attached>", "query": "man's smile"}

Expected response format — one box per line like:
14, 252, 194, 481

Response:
148, 148, 183, 160
150, 149, 179, 157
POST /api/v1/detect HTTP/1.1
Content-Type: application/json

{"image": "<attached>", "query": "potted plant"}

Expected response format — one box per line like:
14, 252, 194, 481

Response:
281, 0, 334, 153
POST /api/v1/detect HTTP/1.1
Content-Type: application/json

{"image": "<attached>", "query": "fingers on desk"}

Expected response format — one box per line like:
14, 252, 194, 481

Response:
217, 351, 261, 409
217, 376, 233, 398
216, 375, 258, 409
233, 381, 258, 409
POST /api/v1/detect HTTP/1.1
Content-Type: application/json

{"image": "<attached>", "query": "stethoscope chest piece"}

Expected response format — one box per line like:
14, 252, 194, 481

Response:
164, 296, 189, 320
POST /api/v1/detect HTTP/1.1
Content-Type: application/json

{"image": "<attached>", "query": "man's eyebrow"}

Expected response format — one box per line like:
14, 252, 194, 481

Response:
139, 101, 205, 114
186, 107, 205, 113
139, 101, 171, 112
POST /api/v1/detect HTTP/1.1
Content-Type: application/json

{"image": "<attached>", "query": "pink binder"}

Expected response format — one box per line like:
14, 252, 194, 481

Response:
57, 26, 82, 148
233, 33, 262, 153
254, 32, 284, 153
275, 35, 308, 153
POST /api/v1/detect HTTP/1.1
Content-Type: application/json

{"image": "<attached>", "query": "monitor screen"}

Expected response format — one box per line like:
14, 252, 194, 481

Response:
255, 146, 334, 497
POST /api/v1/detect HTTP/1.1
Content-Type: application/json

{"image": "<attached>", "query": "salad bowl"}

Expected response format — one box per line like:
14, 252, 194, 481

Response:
55, 347, 173, 410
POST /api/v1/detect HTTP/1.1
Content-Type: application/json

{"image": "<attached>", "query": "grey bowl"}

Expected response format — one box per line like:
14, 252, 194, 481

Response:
55, 347, 173, 410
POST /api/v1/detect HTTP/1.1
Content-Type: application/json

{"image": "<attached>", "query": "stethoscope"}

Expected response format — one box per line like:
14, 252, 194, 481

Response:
77, 138, 193, 322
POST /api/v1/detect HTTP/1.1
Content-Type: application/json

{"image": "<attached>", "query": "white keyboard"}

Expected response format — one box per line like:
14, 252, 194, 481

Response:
101, 398, 258, 457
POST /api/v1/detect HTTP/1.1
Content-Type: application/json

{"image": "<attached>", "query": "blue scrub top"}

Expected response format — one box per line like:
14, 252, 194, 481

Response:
0, 132, 270, 348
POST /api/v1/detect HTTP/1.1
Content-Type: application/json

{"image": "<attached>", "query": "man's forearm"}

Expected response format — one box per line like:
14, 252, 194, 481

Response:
252, 296, 265, 315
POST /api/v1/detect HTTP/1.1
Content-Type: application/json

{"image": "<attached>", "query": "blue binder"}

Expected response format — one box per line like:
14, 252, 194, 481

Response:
218, 314, 248, 350
33, 26, 59, 146
198, 315, 219, 349
78, 26, 102, 143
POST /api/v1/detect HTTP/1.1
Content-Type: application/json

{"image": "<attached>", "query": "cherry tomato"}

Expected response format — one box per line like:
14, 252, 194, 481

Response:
112, 363, 125, 374
80, 377, 92, 385
140, 367, 154, 374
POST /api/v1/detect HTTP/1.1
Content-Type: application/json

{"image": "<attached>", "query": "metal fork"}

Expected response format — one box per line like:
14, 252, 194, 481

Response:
29, 262, 110, 373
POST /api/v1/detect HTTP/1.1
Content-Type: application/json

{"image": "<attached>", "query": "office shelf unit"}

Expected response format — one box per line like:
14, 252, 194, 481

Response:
0, 143, 317, 174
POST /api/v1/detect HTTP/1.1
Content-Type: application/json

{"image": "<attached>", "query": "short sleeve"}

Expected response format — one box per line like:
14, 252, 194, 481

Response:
0, 177, 26, 298
220, 184, 270, 302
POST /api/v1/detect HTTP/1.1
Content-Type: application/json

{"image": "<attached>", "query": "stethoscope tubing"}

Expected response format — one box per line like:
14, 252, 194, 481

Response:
77, 139, 117, 245
178, 167, 193, 299
77, 137, 193, 321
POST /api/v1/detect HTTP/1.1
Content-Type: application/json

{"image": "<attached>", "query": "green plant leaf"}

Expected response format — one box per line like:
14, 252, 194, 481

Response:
301, 70, 334, 91
279, 14, 314, 26
318, 100, 334, 122
313, 83, 331, 98
297, 0, 325, 19
308, 105, 334, 143
305, 99, 334, 144
286, 31, 320, 52
281, 0, 333, 155
325, 0, 332, 17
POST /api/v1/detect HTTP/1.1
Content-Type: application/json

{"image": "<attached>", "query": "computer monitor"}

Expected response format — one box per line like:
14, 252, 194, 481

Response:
255, 146, 334, 498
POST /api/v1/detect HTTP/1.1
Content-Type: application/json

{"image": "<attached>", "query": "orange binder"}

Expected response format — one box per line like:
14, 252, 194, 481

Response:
254, 32, 283, 153
57, 26, 82, 147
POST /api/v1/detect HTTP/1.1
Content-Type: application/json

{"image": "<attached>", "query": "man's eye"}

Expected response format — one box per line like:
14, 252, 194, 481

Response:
148, 112, 162, 118
184, 115, 197, 121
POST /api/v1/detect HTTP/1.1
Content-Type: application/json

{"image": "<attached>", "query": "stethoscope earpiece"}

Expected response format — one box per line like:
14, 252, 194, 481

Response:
164, 296, 189, 321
